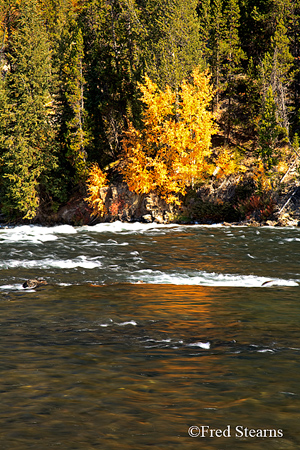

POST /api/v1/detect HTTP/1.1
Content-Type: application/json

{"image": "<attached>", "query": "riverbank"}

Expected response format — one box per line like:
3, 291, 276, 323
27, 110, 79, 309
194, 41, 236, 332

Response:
1, 177, 300, 228
40, 179, 300, 228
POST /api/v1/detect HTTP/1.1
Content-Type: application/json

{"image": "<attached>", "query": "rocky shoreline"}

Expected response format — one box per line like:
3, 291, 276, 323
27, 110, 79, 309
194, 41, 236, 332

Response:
46, 180, 300, 228
1, 181, 300, 228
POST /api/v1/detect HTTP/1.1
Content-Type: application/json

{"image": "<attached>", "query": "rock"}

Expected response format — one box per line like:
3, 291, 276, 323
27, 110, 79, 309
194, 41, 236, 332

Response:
265, 220, 277, 227
276, 213, 299, 227
142, 214, 153, 223
154, 214, 165, 224
23, 279, 48, 289
261, 280, 275, 287
248, 219, 261, 227
96, 183, 173, 223
55, 197, 92, 225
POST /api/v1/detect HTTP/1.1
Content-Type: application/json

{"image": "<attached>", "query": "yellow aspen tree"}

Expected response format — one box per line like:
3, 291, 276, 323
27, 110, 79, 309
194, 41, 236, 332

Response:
120, 67, 216, 204
85, 164, 108, 216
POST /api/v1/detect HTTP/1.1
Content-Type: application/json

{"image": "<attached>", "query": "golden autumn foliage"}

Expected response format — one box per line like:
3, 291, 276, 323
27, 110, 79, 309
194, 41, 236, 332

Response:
212, 148, 246, 178
85, 164, 108, 216
120, 68, 217, 204
251, 159, 273, 191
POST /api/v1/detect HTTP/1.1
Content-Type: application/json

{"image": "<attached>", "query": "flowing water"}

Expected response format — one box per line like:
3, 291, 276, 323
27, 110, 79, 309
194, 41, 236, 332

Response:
0, 222, 300, 449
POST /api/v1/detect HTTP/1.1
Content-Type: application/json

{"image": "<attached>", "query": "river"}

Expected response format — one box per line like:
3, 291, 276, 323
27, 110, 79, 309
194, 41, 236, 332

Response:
0, 222, 299, 449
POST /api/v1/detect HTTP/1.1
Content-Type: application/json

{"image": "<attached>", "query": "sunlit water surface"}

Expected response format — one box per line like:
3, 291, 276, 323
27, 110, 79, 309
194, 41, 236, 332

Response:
0, 222, 300, 449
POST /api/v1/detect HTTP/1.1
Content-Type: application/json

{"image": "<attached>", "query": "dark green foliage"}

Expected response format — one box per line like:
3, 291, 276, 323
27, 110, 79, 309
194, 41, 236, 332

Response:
199, 0, 246, 140
197, 0, 211, 66
57, 12, 88, 184
257, 86, 282, 169
142, 0, 203, 89
79, 0, 145, 166
1, 0, 300, 221
0, 0, 57, 219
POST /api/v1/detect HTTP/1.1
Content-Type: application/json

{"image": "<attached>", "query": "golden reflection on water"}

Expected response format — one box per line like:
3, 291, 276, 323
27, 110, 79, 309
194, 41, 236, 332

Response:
0, 283, 299, 449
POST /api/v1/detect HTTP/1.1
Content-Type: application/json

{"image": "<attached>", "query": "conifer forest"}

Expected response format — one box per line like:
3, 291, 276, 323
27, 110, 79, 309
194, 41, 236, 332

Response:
0, 0, 300, 222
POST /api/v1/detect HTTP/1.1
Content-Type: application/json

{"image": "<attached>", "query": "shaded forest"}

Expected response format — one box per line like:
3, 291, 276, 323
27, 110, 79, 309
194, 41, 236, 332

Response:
0, 0, 300, 222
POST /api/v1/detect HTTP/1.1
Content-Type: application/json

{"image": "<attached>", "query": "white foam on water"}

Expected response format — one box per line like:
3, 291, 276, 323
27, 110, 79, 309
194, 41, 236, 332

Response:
0, 255, 102, 270
257, 349, 275, 353
0, 224, 77, 243
117, 320, 138, 326
0, 283, 36, 292
188, 342, 211, 349
51, 225, 77, 234
130, 269, 299, 287
98, 319, 137, 327
0, 283, 25, 291
282, 238, 300, 242
0, 226, 58, 243
1, 222, 299, 245
82, 221, 251, 235
102, 239, 129, 246
79, 221, 178, 234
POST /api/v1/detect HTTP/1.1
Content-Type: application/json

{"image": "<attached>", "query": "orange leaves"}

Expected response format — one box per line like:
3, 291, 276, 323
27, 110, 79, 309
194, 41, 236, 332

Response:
85, 164, 108, 217
213, 148, 244, 178
85, 69, 221, 214
121, 68, 216, 204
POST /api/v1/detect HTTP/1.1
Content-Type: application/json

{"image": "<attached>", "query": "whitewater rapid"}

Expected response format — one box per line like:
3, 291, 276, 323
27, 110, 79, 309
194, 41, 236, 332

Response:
0, 222, 299, 290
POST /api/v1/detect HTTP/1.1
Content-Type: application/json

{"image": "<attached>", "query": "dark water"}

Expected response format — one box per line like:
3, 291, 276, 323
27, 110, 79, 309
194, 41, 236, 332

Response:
0, 222, 300, 449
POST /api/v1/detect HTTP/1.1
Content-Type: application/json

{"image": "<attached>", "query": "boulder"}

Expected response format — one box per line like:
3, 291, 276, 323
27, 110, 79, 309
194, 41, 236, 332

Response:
23, 279, 48, 289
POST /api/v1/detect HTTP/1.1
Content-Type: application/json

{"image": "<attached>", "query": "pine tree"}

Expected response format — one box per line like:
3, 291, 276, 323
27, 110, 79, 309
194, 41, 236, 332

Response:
259, 18, 293, 142
209, 0, 245, 139
258, 86, 281, 169
142, 0, 203, 89
222, 0, 246, 139
271, 19, 294, 134
241, 57, 262, 140
197, 0, 212, 66
239, 0, 275, 64
81, 0, 145, 165
57, 11, 88, 183
0, 0, 57, 219
210, 0, 224, 109
239, 0, 292, 65
285, 0, 300, 135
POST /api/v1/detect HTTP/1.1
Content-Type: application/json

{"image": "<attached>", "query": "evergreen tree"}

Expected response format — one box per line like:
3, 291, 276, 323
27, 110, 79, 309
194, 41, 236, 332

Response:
241, 57, 262, 140
239, 0, 291, 64
0, 0, 57, 219
222, 0, 245, 80
210, 0, 223, 108
38, 0, 73, 38
81, 0, 145, 165
239, 0, 272, 64
197, 0, 212, 66
285, 0, 300, 135
209, 0, 245, 138
222, 0, 246, 139
57, 11, 88, 184
142, 0, 202, 89
257, 86, 281, 169
271, 19, 294, 134
259, 18, 293, 142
